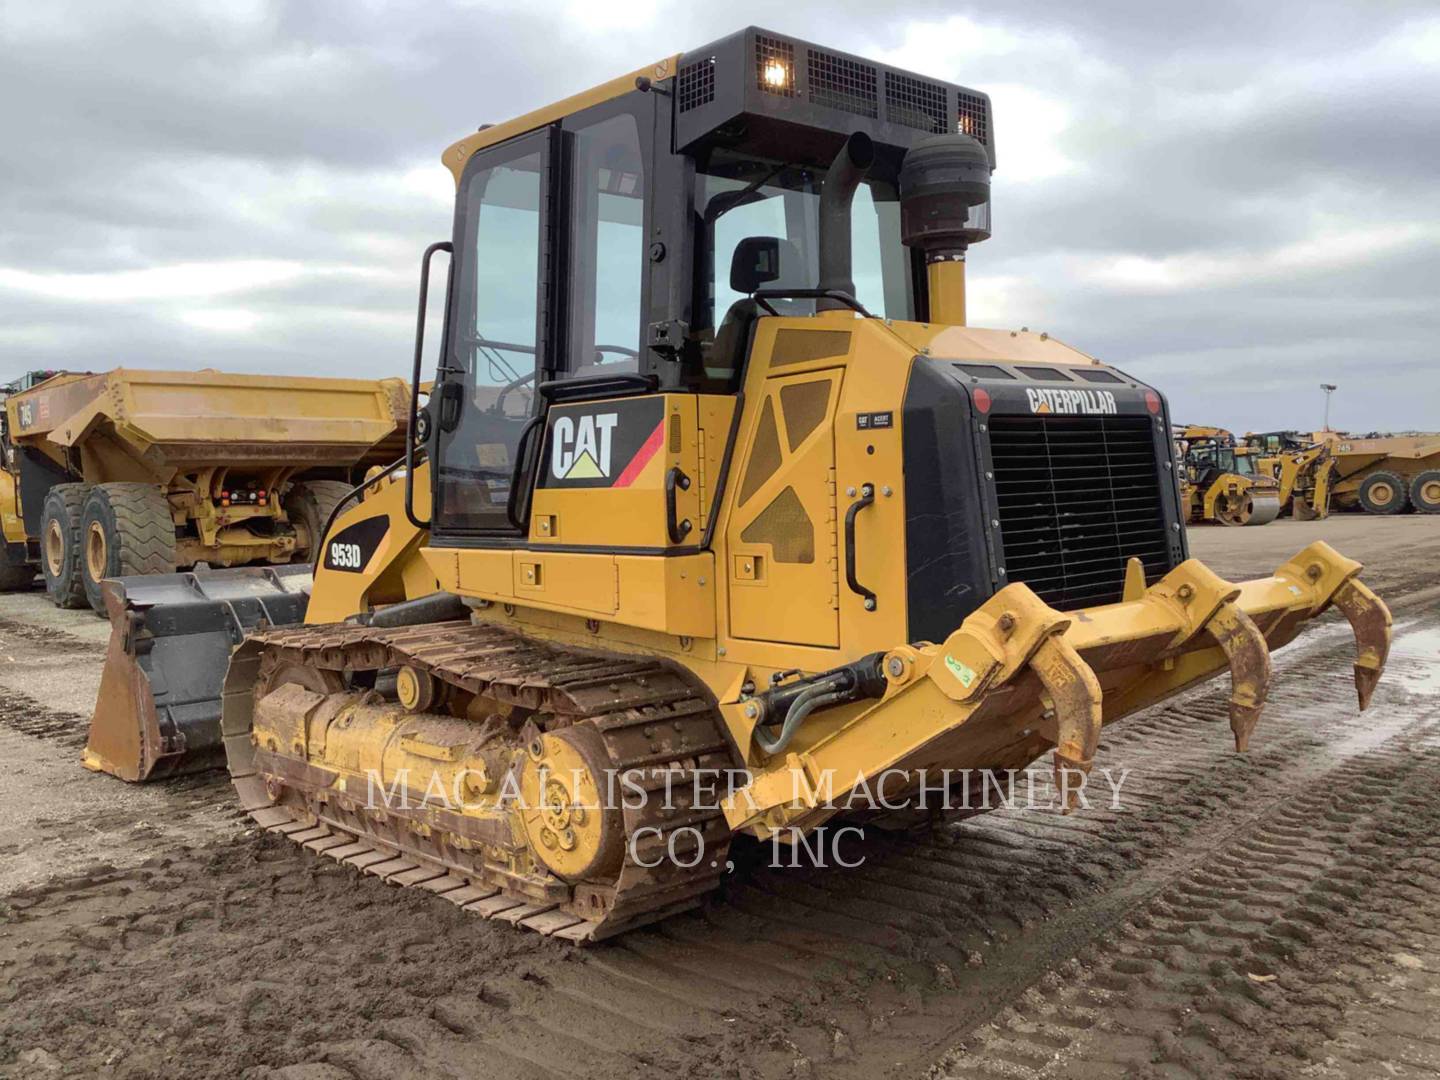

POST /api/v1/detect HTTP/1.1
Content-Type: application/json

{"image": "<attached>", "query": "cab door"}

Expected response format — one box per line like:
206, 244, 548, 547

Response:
433, 128, 551, 537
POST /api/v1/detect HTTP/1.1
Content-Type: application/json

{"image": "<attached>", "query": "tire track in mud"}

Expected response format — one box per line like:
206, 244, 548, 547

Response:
1, 614, 1435, 1080
0, 685, 89, 746
0, 615, 104, 656
933, 728, 1440, 1079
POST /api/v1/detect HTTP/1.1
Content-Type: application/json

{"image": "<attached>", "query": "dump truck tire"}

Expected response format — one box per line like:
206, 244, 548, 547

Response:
1409, 470, 1440, 514
80, 483, 178, 612
40, 483, 92, 608
1358, 471, 1408, 515
284, 480, 352, 561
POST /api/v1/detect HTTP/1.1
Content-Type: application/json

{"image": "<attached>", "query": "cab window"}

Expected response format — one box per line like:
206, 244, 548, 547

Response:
566, 112, 646, 377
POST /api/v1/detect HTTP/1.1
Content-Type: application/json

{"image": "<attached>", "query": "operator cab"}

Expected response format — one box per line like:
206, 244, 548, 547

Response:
422, 28, 995, 539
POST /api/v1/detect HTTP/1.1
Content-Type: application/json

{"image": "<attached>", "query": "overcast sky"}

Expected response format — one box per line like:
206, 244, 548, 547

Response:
1, 1, 1436, 433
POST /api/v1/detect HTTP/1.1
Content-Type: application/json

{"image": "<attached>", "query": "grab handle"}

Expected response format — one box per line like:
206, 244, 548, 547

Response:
844, 483, 876, 610
405, 240, 452, 530
665, 467, 693, 544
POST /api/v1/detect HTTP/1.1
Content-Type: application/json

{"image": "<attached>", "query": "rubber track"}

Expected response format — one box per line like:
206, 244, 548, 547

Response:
227, 620, 738, 942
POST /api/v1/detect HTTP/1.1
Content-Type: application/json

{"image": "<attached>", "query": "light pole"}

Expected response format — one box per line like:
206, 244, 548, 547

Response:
1320, 384, 1337, 432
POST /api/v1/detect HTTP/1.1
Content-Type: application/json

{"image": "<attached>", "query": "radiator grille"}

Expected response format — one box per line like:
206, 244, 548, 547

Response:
988, 414, 1171, 609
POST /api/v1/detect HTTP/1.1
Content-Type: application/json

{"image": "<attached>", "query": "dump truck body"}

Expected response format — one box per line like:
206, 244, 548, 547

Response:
0, 367, 409, 609
1315, 431, 1440, 514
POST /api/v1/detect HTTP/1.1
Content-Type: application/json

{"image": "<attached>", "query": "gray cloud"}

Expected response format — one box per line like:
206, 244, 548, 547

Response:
1, 0, 1436, 434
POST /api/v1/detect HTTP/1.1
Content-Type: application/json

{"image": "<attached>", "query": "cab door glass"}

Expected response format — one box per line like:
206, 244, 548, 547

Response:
436, 136, 545, 532
566, 113, 645, 377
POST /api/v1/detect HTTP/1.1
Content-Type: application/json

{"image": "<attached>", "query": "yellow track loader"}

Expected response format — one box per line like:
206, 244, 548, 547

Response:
1177, 424, 1282, 525
100, 29, 1391, 942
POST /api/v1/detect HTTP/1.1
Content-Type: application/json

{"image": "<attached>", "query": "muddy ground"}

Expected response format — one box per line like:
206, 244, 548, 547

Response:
0, 515, 1437, 1079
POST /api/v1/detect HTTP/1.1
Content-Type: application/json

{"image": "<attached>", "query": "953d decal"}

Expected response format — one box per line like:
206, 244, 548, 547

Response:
322, 515, 389, 574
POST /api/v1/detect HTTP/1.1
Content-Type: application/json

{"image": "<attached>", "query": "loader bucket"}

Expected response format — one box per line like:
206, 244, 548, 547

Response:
84, 566, 312, 782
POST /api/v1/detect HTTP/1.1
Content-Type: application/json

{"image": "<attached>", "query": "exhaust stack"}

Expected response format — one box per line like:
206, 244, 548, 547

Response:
899, 133, 992, 326
816, 132, 876, 311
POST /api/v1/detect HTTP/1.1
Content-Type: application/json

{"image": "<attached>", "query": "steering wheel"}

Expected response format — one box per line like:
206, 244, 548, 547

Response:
493, 368, 537, 417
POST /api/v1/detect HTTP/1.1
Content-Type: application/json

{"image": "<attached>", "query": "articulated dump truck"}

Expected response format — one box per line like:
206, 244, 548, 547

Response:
90, 28, 1391, 943
0, 367, 408, 610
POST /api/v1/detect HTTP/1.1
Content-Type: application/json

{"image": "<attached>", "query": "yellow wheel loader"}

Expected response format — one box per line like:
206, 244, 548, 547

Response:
1177, 424, 1282, 526
99, 29, 1390, 942
1246, 431, 1334, 519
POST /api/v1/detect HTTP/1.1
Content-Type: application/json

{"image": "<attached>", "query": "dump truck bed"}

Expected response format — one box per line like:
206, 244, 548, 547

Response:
7, 368, 408, 472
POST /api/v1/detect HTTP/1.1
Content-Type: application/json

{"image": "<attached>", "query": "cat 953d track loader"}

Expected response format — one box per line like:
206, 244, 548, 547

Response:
138, 29, 1390, 942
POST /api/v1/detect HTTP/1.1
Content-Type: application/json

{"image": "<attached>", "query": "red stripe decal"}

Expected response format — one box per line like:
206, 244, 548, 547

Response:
613, 420, 665, 488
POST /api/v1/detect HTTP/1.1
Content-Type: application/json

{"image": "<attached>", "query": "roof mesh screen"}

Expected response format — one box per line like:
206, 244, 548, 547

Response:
677, 58, 716, 113
956, 363, 1015, 380
755, 35, 796, 97
885, 71, 948, 133
957, 91, 989, 144
807, 48, 878, 118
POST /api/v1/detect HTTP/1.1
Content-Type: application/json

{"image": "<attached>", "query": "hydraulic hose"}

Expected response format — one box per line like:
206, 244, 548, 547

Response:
752, 685, 851, 757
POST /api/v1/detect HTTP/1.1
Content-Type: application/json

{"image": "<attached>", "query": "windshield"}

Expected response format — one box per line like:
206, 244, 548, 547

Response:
695, 151, 912, 330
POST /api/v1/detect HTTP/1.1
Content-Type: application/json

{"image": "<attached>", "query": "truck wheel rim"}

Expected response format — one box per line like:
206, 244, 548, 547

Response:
1371, 482, 1394, 506
85, 522, 108, 582
1422, 479, 1440, 506
44, 520, 65, 577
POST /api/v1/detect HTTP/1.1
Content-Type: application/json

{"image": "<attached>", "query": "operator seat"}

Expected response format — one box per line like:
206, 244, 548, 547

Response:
707, 236, 805, 390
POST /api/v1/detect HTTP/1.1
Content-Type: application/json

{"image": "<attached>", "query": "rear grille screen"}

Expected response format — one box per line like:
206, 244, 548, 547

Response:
988, 415, 1171, 609
678, 58, 716, 113
957, 91, 989, 142
807, 48, 878, 118
884, 71, 948, 133
755, 35, 797, 97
